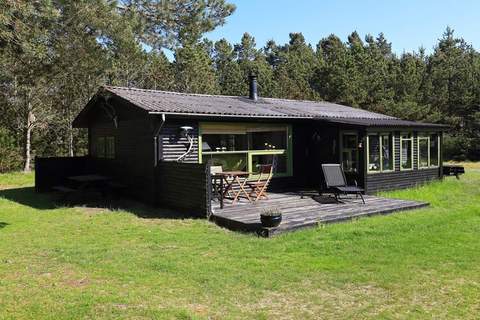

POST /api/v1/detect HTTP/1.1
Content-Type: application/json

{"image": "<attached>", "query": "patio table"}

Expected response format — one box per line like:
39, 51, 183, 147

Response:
212, 171, 251, 208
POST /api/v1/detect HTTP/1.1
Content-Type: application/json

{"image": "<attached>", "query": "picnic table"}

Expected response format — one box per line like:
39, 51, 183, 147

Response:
443, 165, 465, 179
68, 174, 110, 189
212, 171, 251, 209
53, 174, 110, 201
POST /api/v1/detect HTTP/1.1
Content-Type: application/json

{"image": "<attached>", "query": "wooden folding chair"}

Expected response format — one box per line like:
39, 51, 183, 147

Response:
246, 164, 273, 201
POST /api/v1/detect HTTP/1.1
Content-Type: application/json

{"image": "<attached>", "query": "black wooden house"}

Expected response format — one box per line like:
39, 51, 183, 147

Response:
61, 77, 447, 216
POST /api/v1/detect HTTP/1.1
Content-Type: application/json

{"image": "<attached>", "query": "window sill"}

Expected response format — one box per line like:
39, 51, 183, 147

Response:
367, 169, 395, 174
418, 166, 439, 170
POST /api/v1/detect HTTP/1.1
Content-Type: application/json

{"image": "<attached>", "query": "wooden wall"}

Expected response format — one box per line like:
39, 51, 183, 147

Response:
154, 161, 211, 217
35, 156, 91, 192
88, 97, 156, 204
365, 168, 440, 193
158, 120, 199, 163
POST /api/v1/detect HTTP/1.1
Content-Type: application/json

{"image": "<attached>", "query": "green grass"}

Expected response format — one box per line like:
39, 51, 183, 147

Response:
0, 171, 480, 319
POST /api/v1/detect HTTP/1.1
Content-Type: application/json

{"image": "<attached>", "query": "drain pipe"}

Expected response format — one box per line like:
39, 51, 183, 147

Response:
153, 113, 166, 166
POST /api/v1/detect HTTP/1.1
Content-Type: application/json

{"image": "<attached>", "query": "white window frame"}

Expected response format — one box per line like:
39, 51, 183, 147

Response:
418, 133, 440, 168
400, 132, 414, 171
367, 132, 395, 174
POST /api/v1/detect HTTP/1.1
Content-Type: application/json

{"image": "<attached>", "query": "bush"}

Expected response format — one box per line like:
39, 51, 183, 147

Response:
0, 128, 22, 173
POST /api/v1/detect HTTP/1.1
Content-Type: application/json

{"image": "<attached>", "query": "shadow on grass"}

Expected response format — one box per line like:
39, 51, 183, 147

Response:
0, 187, 199, 220
0, 187, 58, 210
0, 222, 8, 229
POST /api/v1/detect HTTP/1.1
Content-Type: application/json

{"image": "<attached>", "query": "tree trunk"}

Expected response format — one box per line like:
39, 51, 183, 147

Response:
68, 124, 74, 157
23, 94, 34, 172
23, 123, 32, 172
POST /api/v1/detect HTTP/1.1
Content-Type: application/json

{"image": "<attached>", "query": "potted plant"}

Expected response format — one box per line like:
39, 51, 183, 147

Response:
260, 208, 282, 228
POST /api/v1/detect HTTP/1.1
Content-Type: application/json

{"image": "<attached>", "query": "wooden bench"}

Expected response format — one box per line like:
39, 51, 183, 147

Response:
52, 185, 76, 193
52, 185, 76, 201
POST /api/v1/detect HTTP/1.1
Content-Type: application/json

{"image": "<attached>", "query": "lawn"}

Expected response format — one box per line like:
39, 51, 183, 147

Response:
0, 171, 479, 319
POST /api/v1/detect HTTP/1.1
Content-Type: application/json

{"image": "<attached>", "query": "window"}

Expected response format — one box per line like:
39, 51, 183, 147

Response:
96, 137, 105, 158
200, 123, 292, 176
105, 136, 115, 159
418, 133, 440, 168
418, 136, 429, 168
368, 135, 380, 172
367, 133, 393, 173
382, 134, 394, 171
94, 136, 115, 159
430, 134, 439, 167
400, 133, 413, 170
340, 132, 359, 173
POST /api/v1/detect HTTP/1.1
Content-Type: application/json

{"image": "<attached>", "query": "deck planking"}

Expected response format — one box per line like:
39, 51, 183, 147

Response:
211, 192, 429, 237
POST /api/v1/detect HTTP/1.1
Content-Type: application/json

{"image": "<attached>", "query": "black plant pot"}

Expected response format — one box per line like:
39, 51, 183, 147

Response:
260, 214, 282, 228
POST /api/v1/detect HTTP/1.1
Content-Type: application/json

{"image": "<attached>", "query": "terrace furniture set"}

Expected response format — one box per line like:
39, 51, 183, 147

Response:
212, 163, 366, 209
211, 164, 273, 209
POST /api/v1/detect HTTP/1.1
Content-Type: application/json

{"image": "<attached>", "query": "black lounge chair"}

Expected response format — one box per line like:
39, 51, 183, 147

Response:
321, 163, 365, 204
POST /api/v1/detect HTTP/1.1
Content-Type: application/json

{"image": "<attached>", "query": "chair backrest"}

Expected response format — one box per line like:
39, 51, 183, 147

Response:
321, 164, 347, 188
210, 165, 223, 175
256, 164, 273, 183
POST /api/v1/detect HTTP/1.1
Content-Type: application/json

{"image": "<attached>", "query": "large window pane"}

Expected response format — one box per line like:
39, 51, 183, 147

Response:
342, 133, 358, 172
418, 138, 429, 168
368, 135, 381, 171
202, 134, 247, 152
401, 135, 412, 169
251, 154, 287, 174
249, 131, 287, 150
382, 134, 393, 171
430, 134, 439, 166
204, 153, 248, 171
200, 123, 291, 176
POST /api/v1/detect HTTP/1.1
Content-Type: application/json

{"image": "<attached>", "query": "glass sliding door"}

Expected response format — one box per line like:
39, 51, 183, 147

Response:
340, 132, 359, 173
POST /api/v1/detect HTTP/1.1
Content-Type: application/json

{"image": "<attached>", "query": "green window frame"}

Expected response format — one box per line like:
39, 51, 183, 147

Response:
199, 123, 293, 178
339, 131, 359, 173
400, 133, 414, 170
366, 132, 395, 173
417, 133, 440, 168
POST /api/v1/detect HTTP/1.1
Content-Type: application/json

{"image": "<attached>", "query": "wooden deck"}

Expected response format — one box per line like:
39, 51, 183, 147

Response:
211, 192, 429, 237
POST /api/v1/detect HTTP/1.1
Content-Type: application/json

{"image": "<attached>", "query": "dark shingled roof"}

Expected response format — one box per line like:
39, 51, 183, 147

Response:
104, 86, 396, 120
73, 86, 448, 129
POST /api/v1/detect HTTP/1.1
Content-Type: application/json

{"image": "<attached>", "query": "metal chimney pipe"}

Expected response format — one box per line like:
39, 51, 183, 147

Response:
249, 74, 258, 101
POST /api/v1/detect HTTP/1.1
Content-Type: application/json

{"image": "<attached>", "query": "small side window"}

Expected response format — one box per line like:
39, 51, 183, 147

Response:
97, 137, 105, 158
105, 137, 115, 159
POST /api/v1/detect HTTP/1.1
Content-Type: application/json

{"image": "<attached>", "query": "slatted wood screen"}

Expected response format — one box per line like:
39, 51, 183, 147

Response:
154, 161, 211, 217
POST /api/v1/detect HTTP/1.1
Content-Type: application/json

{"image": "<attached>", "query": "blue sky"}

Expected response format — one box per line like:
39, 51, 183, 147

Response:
205, 0, 480, 54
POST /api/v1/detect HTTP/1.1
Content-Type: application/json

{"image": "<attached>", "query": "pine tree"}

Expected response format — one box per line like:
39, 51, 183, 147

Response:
213, 39, 244, 95
173, 42, 219, 94
273, 33, 319, 100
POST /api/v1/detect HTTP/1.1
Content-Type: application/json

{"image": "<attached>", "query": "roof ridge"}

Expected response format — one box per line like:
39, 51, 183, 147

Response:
103, 85, 343, 105
104, 85, 244, 99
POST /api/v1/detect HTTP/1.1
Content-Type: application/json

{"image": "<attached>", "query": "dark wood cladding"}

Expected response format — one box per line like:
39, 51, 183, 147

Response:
154, 162, 211, 217
88, 96, 156, 203
35, 156, 90, 192
158, 121, 199, 163
366, 167, 440, 193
